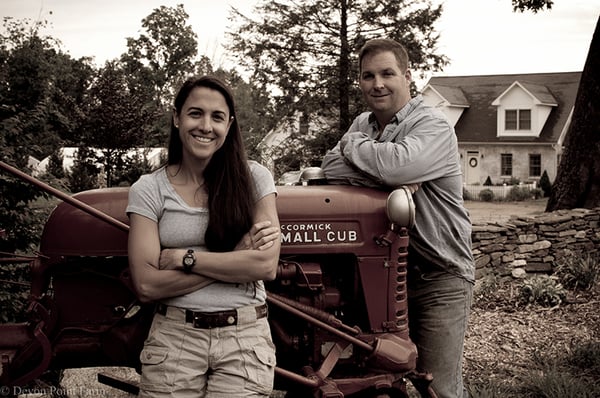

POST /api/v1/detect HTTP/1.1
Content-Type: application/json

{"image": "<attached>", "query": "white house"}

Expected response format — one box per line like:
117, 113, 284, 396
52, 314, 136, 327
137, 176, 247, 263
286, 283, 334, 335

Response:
422, 72, 581, 186
35, 147, 167, 177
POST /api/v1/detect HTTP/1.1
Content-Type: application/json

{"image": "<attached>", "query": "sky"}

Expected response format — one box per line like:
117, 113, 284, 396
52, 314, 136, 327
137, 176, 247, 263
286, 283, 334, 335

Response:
1, 0, 598, 90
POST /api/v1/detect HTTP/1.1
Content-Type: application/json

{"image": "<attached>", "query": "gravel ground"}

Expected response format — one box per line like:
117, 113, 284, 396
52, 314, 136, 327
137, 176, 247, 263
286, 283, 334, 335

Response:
464, 198, 548, 224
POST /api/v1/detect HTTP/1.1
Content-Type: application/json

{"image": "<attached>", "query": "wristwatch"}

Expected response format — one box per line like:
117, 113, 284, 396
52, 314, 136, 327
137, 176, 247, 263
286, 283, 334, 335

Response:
182, 249, 196, 273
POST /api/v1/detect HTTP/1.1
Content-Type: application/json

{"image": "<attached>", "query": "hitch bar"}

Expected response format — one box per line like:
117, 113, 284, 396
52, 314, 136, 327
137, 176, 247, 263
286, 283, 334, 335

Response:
0, 161, 129, 232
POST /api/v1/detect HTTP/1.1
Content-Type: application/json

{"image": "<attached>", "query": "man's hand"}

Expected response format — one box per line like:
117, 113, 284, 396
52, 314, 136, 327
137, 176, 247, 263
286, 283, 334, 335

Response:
340, 131, 369, 155
235, 221, 280, 251
404, 183, 421, 194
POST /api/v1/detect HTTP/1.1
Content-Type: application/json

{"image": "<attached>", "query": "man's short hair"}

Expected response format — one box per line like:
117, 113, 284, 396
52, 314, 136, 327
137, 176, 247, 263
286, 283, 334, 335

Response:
359, 38, 409, 72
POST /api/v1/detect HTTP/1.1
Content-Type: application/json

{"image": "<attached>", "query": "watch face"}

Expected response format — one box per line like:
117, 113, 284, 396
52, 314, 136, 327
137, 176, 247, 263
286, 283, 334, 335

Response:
183, 250, 195, 269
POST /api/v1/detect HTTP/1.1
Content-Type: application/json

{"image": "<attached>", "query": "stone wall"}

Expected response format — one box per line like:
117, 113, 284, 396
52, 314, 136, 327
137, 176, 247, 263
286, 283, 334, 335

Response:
472, 207, 600, 279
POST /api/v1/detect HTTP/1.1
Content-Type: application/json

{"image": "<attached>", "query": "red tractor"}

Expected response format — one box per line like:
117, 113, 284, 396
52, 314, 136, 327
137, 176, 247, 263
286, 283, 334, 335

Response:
0, 161, 435, 397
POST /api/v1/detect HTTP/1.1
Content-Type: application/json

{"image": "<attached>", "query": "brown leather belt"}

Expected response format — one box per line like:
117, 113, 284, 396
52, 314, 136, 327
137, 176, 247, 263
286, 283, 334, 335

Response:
155, 303, 268, 329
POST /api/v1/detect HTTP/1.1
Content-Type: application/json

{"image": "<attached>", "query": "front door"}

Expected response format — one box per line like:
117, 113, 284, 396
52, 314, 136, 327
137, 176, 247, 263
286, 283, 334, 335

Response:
465, 151, 480, 184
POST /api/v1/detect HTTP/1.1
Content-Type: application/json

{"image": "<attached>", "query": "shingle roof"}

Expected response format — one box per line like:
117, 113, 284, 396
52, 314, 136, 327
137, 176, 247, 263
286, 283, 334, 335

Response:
424, 72, 581, 144
519, 82, 558, 106
430, 85, 469, 107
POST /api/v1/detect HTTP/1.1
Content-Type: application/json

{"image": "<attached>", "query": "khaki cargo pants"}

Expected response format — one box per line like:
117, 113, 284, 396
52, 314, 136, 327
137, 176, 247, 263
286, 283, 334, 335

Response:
138, 305, 276, 398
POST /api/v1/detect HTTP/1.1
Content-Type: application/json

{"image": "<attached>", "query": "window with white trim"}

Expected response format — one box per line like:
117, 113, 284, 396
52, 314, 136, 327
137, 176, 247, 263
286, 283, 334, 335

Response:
505, 109, 531, 130
529, 154, 541, 177
501, 153, 512, 176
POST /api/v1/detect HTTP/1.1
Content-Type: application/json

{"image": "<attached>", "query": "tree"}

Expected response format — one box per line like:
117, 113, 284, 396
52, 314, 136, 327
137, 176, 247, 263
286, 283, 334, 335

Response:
67, 147, 99, 192
46, 149, 65, 179
511, 0, 553, 13
510, 1, 600, 210
119, 5, 218, 147
0, 17, 91, 253
121, 5, 198, 112
212, 68, 277, 161
0, 17, 94, 160
228, 0, 448, 171
81, 61, 154, 186
546, 17, 599, 210
112, 150, 158, 187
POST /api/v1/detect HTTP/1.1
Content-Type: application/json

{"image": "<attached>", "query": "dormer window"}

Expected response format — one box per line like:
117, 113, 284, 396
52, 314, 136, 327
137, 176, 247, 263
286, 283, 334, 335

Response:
505, 109, 531, 130
492, 81, 557, 138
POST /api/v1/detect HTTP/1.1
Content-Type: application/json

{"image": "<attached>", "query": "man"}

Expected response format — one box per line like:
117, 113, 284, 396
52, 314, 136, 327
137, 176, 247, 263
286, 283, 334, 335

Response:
321, 38, 474, 398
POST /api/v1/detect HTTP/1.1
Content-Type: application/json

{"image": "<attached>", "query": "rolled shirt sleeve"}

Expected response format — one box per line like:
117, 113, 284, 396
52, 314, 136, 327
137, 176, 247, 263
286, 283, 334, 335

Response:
339, 115, 460, 187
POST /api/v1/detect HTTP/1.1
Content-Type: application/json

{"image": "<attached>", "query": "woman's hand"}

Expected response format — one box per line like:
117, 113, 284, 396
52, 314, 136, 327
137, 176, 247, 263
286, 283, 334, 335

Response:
236, 220, 280, 251
156, 222, 279, 272
158, 248, 181, 271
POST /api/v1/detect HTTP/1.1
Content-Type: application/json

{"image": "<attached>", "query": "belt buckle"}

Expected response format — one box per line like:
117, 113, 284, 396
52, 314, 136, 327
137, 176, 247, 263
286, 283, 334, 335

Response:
191, 311, 237, 329
225, 314, 236, 326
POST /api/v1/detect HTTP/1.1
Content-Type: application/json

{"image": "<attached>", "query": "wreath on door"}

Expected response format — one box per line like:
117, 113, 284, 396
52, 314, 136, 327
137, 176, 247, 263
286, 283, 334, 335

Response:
469, 158, 478, 167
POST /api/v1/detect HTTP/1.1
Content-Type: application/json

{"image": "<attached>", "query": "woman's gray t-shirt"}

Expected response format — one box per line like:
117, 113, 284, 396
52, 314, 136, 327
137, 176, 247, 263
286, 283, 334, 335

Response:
126, 160, 277, 311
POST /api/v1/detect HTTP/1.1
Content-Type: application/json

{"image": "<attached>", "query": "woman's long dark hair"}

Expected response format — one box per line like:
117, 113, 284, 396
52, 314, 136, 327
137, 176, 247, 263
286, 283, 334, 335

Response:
168, 76, 254, 252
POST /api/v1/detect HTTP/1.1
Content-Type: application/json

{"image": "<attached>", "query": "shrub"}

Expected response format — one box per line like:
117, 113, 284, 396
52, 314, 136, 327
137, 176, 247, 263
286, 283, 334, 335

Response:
472, 273, 520, 309
530, 188, 543, 199
519, 275, 566, 307
0, 263, 30, 322
567, 341, 600, 376
463, 188, 473, 201
467, 380, 513, 398
506, 186, 532, 201
483, 176, 492, 186
555, 252, 600, 291
539, 170, 552, 197
478, 189, 494, 202
521, 366, 600, 398
507, 176, 520, 185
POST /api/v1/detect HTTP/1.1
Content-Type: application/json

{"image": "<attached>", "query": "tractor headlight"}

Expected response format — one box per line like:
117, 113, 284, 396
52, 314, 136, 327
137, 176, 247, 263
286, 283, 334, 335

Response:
386, 187, 415, 228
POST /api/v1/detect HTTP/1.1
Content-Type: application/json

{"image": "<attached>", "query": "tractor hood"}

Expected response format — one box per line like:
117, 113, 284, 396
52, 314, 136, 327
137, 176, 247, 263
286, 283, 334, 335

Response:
39, 185, 392, 257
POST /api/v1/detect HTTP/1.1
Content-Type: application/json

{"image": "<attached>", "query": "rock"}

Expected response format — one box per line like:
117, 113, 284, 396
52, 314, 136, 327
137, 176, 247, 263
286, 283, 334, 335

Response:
512, 268, 527, 278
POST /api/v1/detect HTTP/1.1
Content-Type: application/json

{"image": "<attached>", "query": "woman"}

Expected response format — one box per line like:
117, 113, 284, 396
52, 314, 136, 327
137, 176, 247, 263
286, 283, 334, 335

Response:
127, 75, 281, 397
